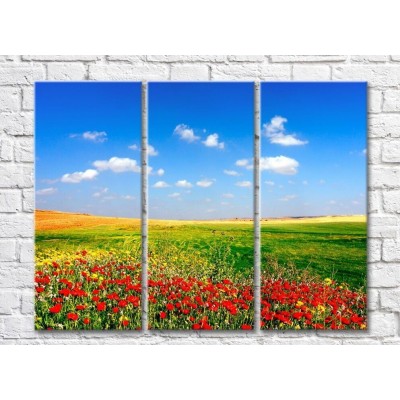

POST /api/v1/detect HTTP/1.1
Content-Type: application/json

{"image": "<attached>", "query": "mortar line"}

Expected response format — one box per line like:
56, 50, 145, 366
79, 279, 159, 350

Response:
141, 82, 148, 331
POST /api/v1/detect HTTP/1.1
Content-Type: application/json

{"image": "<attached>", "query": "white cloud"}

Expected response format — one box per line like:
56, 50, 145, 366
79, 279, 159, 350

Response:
93, 157, 140, 173
168, 192, 181, 198
236, 159, 249, 167
224, 169, 239, 176
221, 202, 230, 206
260, 156, 299, 175
36, 187, 57, 196
205, 198, 212, 203
280, 194, 297, 201
61, 169, 99, 183
319, 179, 326, 185
156, 169, 165, 176
202, 133, 224, 149
328, 200, 337, 205
176, 180, 193, 188
93, 188, 109, 197
153, 181, 170, 188
148, 145, 158, 156
173, 124, 200, 142
122, 195, 135, 200
206, 209, 216, 213
128, 144, 138, 150
265, 181, 275, 186
70, 131, 107, 143
236, 181, 252, 188
263, 116, 308, 146
196, 179, 214, 188
352, 200, 360, 205
363, 148, 367, 155
302, 180, 308, 185
223, 193, 234, 198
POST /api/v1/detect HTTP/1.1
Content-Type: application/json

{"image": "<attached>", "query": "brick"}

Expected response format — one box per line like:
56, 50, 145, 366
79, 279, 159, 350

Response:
292, 65, 331, 80
0, 240, 16, 261
48, 63, 87, 80
351, 55, 389, 63
382, 141, 400, 162
271, 55, 347, 63
381, 289, 400, 310
0, 112, 33, 136
368, 238, 382, 262
0, 65, 44, 85
0, 265, 32, 288
0, 316, 35, 338
368, 190, 381, 213
383, 90, 400, 112
369, 167, 400, 188
390, 55, 400, 62
260, 65, 291, 80
369, 114, 400, 138
14, 137, 34, 162
22, 189, 34, 212
368, 90, 382, 113
0, 214, 34, 238
147, 55, 226, 63
369, 264, 400, 287
368, 312, 396, 337
170, 64, 209, 80
211, 64, 260, 80
383, 190, 400, 213
22, 55, 101, 61
21, 290, 34, 315
383, 239, 400, 262
228, 55, 265, 62
0, 291, 19, 314
368, 140, 381, 164
333, 66, 400, 87
89, 64, 169, 81
0, 164, 33, 188
368, 289, 380, 310
0, 87, 20, 111
22, 87, 34, 110
0, 189, 22, 212
18, 240, 33, 263
0, 138, 14, 161
368, 216, 398, 238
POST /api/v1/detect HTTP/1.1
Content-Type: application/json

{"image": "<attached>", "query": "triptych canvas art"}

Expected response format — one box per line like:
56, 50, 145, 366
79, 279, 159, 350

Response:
34, 81, 367, 331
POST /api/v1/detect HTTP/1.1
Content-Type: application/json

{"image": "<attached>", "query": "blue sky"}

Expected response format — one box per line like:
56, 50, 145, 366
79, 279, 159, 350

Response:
35, 82, 142, 217
148, 82, 254, 220
260, 82, 367, 217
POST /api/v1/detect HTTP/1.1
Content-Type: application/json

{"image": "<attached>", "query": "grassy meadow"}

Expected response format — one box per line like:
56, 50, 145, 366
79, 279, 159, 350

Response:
35, 211, 367, 330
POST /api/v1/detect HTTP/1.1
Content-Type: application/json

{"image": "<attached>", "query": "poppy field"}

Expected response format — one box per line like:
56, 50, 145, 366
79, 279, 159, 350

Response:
35, 211, 366, 330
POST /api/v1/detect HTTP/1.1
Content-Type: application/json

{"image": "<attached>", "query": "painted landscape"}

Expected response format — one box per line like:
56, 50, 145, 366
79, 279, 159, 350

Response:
35, 82, 142, 330
147, 82, 255, 330
260, 82, 367, 330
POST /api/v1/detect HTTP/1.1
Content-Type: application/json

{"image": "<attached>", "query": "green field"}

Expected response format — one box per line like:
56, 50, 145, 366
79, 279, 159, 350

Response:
36, 212, 367, 290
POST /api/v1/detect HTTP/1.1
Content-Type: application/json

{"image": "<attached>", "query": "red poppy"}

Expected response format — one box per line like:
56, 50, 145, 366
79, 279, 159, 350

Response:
160, 311, 167, 319
83, 318, 90, 325
122, 320, 129, 327
67, 313, 78, 321
166, 303, 174, 311
97, 302, 106, 311
241, 324, 252, 330
49, 304, 62, 314
76, 304, 86, 311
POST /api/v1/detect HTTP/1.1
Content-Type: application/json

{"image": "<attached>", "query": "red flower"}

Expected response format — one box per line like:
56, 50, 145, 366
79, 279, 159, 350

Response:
76, 304, 86, 311
49, 304, 62, 314
160, 311, 167, 319
36, 287, 44, 293
122, 320, 129, 327
83, 318, 90, 325
67, 313, 78, 321
192, 323, 201, 330
112, 307, 120, 313
166, 303, 174, 311
97, 302, 106, 311
241, 324, 252, 330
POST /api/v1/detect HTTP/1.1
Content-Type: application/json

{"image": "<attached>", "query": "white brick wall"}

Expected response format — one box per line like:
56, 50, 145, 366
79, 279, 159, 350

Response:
0, 55, 399, 344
